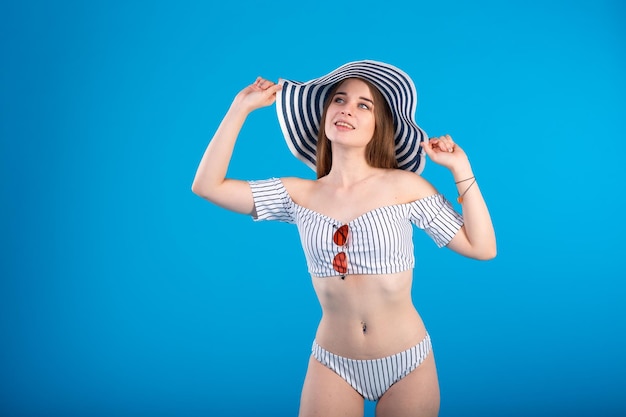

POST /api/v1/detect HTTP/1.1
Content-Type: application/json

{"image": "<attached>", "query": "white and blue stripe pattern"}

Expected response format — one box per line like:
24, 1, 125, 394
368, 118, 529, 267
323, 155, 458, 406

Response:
312, 333, 432, 401
276, 60, 428, 174
249, 178, 463, 277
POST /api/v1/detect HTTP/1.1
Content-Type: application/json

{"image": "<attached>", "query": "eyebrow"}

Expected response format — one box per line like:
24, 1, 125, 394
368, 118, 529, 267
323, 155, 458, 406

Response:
334, 91, 374, 104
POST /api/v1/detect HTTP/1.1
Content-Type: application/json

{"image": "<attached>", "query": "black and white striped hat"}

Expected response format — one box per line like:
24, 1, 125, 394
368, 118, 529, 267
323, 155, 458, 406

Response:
276, 60, 428, 174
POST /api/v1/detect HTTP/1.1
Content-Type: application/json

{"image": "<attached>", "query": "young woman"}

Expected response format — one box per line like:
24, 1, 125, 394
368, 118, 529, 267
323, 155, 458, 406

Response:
192, 60, 496, 417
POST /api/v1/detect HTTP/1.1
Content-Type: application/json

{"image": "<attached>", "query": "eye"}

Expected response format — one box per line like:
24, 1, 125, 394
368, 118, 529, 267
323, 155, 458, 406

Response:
358, 103, 370, 110
334, 97, 345, 104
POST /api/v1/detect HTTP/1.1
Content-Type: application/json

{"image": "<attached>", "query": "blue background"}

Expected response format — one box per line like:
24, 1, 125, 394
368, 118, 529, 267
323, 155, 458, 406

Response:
2, 1, 625, 416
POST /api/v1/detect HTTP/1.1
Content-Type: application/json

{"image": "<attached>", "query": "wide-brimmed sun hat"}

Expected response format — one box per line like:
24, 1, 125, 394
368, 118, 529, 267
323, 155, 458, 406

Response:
276, 60, 428, 174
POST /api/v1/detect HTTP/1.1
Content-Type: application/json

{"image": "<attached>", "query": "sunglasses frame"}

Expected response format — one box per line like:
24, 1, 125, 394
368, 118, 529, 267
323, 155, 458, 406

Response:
332, 224, 349, 277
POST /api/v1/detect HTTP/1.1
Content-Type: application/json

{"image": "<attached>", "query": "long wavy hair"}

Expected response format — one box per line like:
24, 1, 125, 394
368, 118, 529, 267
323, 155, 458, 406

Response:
316, 78, 397, 179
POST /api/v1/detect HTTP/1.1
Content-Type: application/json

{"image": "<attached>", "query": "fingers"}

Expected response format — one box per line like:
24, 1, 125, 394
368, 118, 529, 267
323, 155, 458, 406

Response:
424, 134, 455, 153
420, 134, 469, 171
253, 77, 282, 98
255, 77, 277, 90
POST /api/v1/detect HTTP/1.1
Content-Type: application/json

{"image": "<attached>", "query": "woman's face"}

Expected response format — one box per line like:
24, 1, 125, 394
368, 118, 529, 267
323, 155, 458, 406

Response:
324, 78, 376, 149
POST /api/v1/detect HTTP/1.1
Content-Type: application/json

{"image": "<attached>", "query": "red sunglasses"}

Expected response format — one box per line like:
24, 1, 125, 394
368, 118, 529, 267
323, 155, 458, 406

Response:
333, 224, 349, 277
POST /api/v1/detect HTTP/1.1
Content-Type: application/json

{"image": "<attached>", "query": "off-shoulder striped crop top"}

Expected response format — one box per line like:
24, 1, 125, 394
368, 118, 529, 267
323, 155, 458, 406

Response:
248, 178, 463, 278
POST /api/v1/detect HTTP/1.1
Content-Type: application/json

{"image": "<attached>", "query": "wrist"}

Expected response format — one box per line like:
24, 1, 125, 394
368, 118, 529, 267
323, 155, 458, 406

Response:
227, 101, 254, 119
450, 164, 474, 181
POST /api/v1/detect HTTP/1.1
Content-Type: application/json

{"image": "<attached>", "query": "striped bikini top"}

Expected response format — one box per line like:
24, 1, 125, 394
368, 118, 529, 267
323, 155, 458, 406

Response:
248, 178, 463, 278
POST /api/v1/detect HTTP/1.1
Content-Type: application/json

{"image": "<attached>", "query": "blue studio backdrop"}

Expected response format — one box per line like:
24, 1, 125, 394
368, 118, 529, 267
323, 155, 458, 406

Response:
1, 1, 625, 416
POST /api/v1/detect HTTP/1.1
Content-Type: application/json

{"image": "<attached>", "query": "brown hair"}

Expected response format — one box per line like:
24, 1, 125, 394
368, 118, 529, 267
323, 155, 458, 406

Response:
316, 78, 397, 178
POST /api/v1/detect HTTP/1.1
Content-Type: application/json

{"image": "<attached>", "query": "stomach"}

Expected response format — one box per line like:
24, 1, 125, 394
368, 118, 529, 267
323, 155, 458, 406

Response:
310, 269, 428, 359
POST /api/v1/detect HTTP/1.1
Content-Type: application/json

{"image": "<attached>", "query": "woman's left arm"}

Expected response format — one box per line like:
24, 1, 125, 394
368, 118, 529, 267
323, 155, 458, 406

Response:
421, 135, 497, 260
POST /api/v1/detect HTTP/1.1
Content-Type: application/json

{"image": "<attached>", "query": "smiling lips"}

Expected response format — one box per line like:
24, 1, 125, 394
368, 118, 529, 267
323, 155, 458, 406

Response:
335, 120, 355, 129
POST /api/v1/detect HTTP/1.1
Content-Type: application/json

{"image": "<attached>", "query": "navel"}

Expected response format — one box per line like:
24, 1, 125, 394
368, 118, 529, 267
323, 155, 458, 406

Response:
361, 321, 367, 334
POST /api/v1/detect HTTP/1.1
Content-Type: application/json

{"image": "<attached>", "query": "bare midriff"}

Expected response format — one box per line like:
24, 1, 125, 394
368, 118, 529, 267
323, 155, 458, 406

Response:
311, 269, 427, 360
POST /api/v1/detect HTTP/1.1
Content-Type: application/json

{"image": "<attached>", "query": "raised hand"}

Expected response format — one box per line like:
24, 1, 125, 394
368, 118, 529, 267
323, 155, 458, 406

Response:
233, 77, 282, 113
420, 134, 470, 173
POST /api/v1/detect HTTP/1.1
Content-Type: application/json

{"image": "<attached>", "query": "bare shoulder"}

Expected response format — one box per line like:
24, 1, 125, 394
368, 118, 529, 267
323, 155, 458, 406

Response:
384, 169, 438, 201
279, 176, 317, 203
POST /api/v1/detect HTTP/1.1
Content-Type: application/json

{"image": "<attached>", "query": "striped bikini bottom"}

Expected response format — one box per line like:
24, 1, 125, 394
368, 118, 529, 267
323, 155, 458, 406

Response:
311, 333, 432, 402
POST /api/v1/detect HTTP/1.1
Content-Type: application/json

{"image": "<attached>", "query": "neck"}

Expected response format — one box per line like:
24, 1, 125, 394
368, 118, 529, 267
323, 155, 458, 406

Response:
325, 154, 379, 186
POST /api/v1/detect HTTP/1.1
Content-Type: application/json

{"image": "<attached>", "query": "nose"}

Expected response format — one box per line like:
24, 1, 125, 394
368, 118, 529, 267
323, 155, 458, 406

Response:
340, 108, 352, 116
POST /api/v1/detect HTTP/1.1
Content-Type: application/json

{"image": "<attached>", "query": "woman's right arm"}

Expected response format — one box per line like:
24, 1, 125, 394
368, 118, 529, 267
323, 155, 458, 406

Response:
191, 77, 282, 214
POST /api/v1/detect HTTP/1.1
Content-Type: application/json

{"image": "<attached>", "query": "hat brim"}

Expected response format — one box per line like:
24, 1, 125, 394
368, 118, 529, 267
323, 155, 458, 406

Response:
276, 60, 427, 174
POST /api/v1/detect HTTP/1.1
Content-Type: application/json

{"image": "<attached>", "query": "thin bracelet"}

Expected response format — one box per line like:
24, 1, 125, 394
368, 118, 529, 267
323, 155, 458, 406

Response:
455, 176, 475, 184
457, 178, 476, 203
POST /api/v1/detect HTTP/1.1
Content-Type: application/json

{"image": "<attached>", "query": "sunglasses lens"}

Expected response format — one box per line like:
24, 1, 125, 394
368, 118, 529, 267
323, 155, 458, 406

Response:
333, 252, 347, 274
333, 225, 349, 246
